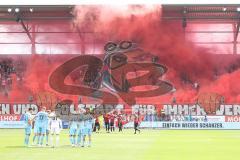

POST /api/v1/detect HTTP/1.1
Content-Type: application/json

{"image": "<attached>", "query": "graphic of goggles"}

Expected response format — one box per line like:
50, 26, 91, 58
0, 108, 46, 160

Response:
104, 41, 138, 53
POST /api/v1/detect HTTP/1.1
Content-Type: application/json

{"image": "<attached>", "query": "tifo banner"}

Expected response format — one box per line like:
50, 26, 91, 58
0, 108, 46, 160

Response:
0, 104, 38, 115
0, 50, 240, 112
2, 103, 240, 116
2, 102, 240, 129
162, 104, 240, 116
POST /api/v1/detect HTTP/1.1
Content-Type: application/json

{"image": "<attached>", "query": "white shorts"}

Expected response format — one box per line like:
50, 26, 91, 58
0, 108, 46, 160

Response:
50, 127, 61, 135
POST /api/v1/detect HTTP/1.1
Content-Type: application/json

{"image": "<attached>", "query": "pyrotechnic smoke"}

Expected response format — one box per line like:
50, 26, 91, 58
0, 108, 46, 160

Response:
73, 5, 240, 103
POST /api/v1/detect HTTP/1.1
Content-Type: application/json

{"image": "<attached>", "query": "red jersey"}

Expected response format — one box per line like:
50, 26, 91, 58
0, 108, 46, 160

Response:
95, 117, 99, 123
103, 115, 109, 123
117, 115, 122, 123
134, 117, 139, 124
110, 115, 115, 123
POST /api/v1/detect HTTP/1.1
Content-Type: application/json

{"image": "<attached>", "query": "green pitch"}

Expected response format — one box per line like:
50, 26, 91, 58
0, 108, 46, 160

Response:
0, 129, 240, 160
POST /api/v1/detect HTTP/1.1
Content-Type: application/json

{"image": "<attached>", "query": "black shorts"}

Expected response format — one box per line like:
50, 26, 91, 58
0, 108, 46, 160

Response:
95, 122, 100, 127
110, 122, 114, 126
118, 122, 122, 127
134, 123, 139, 128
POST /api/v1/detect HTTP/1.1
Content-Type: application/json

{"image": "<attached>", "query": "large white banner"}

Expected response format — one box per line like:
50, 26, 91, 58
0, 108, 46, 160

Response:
124, 121, 240, 130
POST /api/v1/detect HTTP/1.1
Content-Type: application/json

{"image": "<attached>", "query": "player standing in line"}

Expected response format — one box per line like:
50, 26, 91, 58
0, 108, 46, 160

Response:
94, 116, 100, 133
49, 112, 62, 147
69, 117, 78, 147
32, 117, 38, 145
117, 114, 123, 132
82, 108, 94, 147
76, 108, 85, 147
109, 113, 115, 132
134, 114, 141, 134
103, 113, 110, 133
23, 108, 33, 147
34, 106, 49, 147
77, 117, 84, 147
45, 110, 51, 146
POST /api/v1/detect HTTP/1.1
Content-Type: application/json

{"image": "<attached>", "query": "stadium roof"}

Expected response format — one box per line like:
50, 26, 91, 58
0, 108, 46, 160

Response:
0, 5, 74, 21
162, 4, 240, 22
0, 5, 240, 54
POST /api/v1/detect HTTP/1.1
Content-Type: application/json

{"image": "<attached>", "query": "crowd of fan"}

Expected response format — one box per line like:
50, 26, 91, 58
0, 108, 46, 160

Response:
0, 58, 26, 96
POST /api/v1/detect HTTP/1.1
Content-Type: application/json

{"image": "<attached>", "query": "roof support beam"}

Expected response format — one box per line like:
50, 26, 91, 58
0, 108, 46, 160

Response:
234, 17, 240, 42
233, 14, 240, 54
31, 23, 36, 54
18, 18, 34, 43
233, 23, 237, 54
16, 14, 36, 54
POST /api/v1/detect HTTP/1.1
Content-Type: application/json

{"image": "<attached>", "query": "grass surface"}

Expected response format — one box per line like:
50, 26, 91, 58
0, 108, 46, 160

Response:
0, 129, 240, 160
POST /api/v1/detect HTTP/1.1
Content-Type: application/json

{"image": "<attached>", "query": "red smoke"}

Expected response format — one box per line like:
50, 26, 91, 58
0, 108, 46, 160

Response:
73, 5, 240, 103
